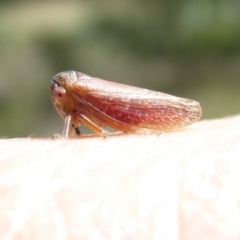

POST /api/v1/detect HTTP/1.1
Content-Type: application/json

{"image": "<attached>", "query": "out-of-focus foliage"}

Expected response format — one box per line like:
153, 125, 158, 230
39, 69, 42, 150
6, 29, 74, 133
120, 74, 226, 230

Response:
0, 1, 240, 137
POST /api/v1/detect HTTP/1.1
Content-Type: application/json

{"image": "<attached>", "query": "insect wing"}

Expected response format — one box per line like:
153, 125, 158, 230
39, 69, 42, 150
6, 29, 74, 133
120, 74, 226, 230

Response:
70, 76, 202, 131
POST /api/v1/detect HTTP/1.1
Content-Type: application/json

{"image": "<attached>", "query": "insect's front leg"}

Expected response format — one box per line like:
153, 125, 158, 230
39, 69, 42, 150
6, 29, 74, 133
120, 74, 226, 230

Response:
62, 115, 72, 137
53, 115, 73, 139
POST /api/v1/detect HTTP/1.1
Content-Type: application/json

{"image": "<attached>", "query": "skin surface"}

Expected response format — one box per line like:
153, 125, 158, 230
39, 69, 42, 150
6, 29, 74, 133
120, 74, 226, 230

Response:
0, 115, 240, 240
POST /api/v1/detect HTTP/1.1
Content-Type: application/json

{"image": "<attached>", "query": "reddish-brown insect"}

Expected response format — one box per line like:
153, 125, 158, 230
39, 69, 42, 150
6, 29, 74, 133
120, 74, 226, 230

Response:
50, 71, 202, 138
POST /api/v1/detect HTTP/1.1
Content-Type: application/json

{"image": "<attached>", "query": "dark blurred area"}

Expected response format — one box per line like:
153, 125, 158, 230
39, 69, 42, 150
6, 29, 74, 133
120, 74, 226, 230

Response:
0, 1, 240, 137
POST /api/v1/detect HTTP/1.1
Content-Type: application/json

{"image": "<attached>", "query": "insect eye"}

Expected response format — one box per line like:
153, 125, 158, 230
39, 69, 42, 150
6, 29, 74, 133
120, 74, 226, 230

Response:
51, 80, 67, 105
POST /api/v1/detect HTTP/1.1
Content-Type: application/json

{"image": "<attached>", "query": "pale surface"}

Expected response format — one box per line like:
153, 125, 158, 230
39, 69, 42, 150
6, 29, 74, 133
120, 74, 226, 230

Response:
0, 115, 239, 240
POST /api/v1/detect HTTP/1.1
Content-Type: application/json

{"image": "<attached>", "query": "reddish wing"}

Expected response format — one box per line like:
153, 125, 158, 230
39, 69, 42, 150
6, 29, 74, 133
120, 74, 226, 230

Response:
70, 76, 202, 132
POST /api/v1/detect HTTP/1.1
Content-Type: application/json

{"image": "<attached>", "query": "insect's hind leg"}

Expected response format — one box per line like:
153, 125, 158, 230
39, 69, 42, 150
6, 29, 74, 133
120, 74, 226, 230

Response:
78, 114, 109, 137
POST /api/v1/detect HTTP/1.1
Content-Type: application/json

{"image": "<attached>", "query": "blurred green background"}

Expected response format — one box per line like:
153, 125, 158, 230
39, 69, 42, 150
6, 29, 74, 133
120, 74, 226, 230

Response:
0, 1, 240, 137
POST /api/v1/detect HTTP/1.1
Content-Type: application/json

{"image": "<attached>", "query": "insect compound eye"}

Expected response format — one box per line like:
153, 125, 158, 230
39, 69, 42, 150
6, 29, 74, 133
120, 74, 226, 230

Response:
50, 80, 67, 106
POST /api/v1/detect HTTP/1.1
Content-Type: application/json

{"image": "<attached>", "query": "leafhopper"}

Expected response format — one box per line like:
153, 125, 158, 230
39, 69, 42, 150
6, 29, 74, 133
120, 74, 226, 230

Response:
50, 71, 202, 138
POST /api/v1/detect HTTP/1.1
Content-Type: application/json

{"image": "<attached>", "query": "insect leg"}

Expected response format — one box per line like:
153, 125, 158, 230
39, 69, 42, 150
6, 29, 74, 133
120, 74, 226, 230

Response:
62, 115, 72, 138
53, 115, 73, 139
74, 127, 81, 135
78, 114, 109, 137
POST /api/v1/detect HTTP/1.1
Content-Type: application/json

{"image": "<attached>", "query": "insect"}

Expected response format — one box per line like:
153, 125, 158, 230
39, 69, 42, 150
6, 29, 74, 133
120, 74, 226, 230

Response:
50, 71, 202, 138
